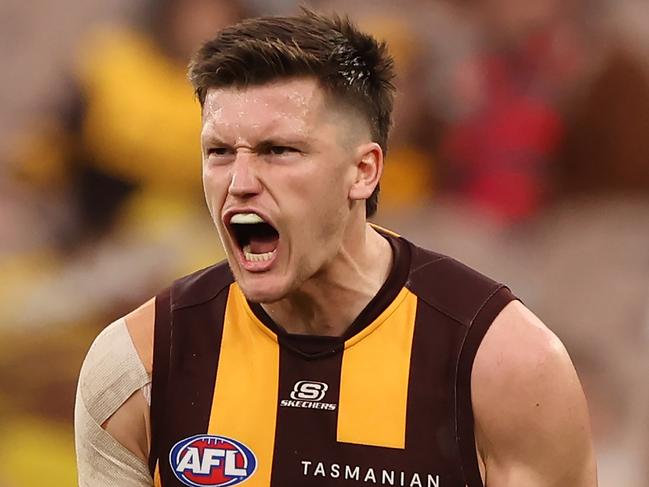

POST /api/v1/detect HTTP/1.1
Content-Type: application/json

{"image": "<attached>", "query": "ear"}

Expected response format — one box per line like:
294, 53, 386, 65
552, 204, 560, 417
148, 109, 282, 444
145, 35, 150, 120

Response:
349, 142, 383, 202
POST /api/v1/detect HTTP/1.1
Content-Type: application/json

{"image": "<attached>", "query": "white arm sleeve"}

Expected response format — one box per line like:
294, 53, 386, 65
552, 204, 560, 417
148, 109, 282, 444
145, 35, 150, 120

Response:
74, 318, 153, 486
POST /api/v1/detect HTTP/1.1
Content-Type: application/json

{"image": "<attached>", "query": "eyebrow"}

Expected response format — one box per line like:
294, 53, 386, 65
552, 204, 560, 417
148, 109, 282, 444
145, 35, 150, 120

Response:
200, 134, 229, 147
201, 135, 313, 148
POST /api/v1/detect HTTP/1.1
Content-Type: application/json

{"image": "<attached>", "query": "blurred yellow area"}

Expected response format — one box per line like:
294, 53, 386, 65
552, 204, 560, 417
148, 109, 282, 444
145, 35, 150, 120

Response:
0, 321, 99, 485
381, 147, 435, 210
77, 26, 203, 191
0, 416, 77, 485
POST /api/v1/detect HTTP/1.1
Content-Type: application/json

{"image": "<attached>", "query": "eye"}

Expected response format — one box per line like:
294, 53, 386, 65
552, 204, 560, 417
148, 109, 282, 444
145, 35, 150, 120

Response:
207, 147, 232, 156
269, 146, 298, 156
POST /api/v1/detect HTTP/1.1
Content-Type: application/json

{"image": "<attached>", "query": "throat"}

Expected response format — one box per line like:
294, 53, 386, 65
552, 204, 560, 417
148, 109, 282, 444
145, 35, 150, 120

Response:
259, 228, 398, 336
261, 278, 382, 337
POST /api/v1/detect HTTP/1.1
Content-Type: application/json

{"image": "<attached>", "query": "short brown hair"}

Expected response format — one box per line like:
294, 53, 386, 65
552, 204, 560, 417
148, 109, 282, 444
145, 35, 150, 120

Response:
188, 9, 396, 217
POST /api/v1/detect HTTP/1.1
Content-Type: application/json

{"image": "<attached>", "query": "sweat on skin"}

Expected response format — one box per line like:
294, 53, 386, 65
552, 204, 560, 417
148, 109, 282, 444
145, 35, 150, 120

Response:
200, 77, 392, 336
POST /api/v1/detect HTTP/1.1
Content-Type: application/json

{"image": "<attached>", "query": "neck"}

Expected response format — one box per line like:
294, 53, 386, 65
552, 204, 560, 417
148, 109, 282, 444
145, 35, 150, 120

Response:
261, 223, 393, 336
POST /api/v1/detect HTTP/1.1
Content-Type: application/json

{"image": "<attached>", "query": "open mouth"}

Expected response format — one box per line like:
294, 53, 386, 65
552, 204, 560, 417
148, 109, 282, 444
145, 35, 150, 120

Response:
229, 213, 280, 263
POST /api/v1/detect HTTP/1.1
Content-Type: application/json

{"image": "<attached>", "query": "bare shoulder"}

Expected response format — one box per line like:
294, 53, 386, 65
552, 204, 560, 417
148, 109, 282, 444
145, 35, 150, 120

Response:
473, 301, 570, 393
471, 301, 597, 486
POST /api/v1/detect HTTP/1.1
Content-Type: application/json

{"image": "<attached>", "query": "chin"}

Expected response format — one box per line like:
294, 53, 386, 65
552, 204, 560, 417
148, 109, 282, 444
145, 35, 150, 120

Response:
235, 273, 292, 304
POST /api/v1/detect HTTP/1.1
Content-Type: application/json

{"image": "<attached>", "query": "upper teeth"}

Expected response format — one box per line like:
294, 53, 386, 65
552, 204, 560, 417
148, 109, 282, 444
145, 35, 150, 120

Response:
230, 213, 265, 224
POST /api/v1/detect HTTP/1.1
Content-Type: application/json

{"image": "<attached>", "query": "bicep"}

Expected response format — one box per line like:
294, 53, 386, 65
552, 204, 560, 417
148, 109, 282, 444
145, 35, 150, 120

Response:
74, 318, 153, 486
472, 302, 597, 487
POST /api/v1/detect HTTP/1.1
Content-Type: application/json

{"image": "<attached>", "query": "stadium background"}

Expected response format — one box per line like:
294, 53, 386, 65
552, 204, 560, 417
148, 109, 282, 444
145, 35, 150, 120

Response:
1, 0, 648, 484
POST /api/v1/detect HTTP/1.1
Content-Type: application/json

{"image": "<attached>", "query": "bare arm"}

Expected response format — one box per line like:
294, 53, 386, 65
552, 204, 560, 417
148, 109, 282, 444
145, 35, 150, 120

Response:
472, 301, 597, 486
102, 298, 155, 461
74, 299, 155, 486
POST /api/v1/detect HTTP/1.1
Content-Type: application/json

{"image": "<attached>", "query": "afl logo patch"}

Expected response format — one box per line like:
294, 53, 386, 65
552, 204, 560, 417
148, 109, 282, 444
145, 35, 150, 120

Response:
170, 434, 257, 487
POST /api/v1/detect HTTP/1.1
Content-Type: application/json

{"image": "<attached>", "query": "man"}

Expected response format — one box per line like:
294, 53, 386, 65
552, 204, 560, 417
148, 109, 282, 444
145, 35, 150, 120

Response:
75, 10, 597, 487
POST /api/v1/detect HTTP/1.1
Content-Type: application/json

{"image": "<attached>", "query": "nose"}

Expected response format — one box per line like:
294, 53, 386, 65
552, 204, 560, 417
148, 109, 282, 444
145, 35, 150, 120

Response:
228, 151, 262, 198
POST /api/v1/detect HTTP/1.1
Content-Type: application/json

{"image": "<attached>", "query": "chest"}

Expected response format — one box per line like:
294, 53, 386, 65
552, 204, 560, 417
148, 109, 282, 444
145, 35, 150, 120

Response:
154, 288, 473, 487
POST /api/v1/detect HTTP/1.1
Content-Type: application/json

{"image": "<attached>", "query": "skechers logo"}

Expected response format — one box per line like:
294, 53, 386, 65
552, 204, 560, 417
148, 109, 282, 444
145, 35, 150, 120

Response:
170, 434, 256, 487
280, 380, 337, 411
290, 380, 328, 401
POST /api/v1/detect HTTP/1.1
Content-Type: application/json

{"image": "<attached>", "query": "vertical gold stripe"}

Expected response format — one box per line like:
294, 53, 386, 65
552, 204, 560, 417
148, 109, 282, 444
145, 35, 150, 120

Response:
153, 462, 161, 487
208, 284, 279, 486
337, 288, 417, 449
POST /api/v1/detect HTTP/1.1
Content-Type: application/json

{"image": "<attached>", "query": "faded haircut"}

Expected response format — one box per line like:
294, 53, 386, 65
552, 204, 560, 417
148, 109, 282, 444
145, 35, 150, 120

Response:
188, 9, 396, 217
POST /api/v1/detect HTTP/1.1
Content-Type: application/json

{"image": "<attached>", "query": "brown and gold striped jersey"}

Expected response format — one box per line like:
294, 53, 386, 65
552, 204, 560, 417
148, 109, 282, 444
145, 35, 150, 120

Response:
148, 231, 515, 487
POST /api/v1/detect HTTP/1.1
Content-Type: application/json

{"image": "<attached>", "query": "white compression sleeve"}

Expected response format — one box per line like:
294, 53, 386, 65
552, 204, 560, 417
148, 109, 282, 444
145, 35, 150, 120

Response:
74, 318, 153, 486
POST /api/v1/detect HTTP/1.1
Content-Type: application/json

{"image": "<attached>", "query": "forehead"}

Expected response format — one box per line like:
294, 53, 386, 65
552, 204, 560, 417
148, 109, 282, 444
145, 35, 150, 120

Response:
201, 78, 329, 139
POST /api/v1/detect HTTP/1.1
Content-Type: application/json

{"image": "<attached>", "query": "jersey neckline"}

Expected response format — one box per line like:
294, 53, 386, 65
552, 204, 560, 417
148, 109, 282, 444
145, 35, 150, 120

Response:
246, 231, 412, 359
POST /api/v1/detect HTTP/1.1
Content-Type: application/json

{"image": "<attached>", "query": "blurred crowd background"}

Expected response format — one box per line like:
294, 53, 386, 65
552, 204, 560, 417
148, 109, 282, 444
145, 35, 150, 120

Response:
1, 0, 648, 484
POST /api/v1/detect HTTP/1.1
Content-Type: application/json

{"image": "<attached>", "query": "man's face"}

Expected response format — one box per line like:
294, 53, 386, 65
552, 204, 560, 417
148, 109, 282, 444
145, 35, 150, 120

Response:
201, 78, 367, 303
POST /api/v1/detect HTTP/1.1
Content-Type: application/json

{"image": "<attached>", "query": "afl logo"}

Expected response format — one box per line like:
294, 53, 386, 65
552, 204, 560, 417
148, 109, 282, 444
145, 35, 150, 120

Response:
170, 434, 257, 487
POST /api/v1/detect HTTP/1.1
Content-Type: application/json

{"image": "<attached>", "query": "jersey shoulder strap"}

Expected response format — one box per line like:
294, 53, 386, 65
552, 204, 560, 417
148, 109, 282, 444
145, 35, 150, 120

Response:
148, 261, 234, 476
404, 239, 516, 487
405, 242, 508, 326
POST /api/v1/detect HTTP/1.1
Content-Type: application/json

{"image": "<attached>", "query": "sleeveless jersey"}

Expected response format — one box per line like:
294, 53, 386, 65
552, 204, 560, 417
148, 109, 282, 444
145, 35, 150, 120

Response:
148, 232, 515, 487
